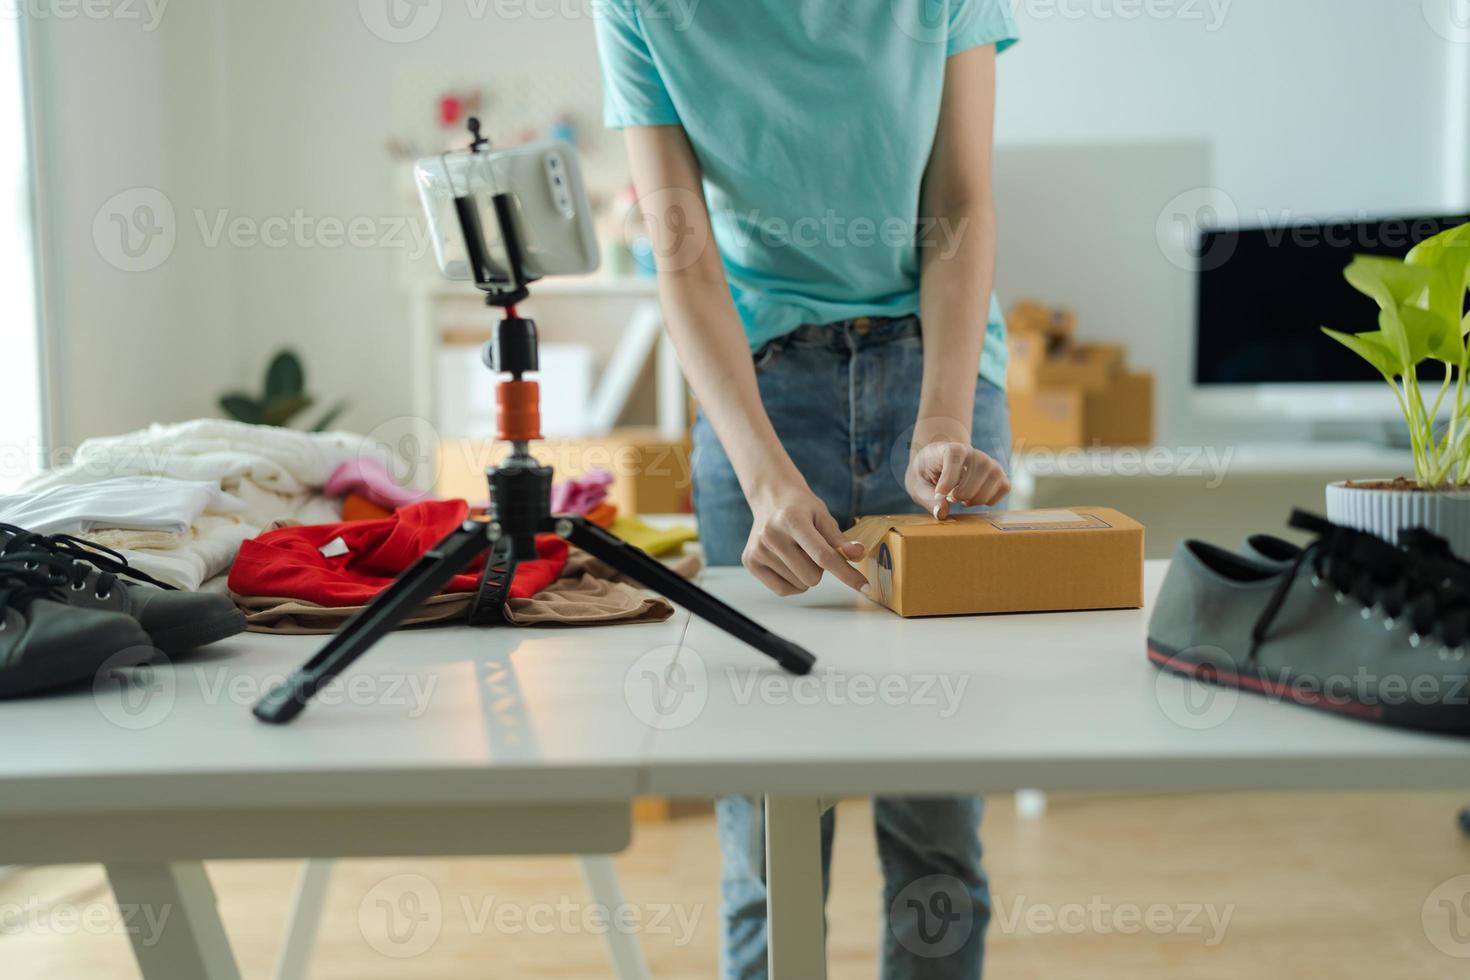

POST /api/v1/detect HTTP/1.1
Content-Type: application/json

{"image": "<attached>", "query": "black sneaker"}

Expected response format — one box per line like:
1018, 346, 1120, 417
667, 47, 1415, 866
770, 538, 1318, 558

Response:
0, 557, 154, 699
1150, 511, 1470, 735
0, 525, 246, 654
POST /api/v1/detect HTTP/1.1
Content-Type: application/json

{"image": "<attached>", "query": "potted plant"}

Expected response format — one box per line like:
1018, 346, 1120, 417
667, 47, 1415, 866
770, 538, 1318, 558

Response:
219, 349, 348, 431
1322, 219, 1470, 552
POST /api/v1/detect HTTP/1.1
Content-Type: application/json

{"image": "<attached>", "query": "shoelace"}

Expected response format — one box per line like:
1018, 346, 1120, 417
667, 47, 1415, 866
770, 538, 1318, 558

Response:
1249, 510, 1470, 661
0, 556, 72, 627
0, 524, 176, 597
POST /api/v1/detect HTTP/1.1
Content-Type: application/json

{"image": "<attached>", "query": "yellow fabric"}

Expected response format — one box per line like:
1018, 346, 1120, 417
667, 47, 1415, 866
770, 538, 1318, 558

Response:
609, 516, 697, 557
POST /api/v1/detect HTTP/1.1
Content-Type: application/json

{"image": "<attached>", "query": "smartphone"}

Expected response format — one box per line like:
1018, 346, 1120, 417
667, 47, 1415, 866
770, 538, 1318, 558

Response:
416, 140, 600, 283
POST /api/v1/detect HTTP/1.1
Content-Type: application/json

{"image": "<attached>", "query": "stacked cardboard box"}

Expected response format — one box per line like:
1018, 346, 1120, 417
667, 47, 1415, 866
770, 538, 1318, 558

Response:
1006, 301, 1154, 450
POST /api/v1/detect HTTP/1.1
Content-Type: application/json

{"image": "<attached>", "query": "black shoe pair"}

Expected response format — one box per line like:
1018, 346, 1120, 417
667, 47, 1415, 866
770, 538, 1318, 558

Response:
0, 525, 246, 699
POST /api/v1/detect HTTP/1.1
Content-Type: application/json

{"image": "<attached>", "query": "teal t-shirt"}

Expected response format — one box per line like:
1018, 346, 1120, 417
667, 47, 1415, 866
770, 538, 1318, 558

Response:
594, 0, 1018, 389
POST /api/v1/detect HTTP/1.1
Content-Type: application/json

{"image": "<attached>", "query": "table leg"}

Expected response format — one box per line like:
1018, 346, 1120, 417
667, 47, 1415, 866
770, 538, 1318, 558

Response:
105, 861, 241, 980
579, 855, 651, 980
764, 795, 826, 980
273, 859, 335, 980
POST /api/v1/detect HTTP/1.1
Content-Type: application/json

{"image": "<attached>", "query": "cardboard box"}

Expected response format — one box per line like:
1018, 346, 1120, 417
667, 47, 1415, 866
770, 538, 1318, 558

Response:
1084, 371, 1154, 446
436, 427, 694, 515
1035, 343, 1125, 392
1009, 387, 1085, 450
1010, 371, 1156, 450
850, 507, 1145, 618
1008, 301, 1077, 355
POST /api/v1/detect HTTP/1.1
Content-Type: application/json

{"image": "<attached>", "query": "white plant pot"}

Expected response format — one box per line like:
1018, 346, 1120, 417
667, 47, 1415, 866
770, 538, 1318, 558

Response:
1325, 480, 1470, 556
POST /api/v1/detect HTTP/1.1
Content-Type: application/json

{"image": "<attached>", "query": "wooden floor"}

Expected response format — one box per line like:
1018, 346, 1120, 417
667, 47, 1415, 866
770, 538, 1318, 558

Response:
4, 792, 1469, 979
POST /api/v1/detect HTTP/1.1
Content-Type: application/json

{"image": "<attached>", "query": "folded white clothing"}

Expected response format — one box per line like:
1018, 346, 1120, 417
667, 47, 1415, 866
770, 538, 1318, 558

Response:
24, 419, 388, 498
115, 515, 260, 591
108, 494, 345, 591
0, 477, 247, 536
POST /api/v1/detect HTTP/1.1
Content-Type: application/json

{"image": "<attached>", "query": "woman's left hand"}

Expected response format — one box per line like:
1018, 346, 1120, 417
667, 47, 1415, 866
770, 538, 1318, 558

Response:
906, 442, 1010, 520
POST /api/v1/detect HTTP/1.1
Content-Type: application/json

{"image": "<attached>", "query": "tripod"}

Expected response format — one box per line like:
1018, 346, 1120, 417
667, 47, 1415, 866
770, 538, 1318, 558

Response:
254, 124, 816, 724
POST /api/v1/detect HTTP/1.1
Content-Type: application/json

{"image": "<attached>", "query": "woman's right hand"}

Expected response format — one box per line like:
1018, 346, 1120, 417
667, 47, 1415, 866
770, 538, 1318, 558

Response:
743, 481, 869, 596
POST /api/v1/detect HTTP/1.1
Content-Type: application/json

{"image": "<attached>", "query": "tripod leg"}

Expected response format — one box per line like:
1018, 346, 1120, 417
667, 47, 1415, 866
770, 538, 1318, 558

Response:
466, 537, 519, 626
555, 517, 815, 675
253, 520, 491, 724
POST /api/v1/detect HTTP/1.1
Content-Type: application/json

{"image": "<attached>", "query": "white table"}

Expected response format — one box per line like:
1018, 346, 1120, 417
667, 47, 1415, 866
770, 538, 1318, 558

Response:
4, 563, 1468, 979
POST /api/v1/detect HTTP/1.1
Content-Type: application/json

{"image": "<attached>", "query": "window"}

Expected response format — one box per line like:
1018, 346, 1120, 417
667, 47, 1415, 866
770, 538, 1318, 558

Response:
0, 15, 41, 493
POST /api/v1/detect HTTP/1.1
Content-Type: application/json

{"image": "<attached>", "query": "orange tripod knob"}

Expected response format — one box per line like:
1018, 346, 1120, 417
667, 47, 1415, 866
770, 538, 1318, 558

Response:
496, 380, 542, 442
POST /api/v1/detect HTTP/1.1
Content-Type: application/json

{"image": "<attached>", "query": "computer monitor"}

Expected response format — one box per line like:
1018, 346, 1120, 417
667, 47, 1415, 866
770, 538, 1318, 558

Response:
1193, 212, 1470, 419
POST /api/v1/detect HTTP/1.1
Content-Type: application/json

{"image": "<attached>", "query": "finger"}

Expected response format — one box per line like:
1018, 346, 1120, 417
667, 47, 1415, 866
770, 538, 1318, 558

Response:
750, 559, 801, 597
952, 459, 992, 507
817, 512, 867, 562
794, 520, 869, 592
934, 444, 969, 498
932, 494, 951, 521
767, 533, 824, 590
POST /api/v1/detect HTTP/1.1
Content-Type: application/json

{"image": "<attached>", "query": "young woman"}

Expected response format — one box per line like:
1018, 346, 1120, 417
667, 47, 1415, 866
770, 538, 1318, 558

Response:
595, 2, 1017, 976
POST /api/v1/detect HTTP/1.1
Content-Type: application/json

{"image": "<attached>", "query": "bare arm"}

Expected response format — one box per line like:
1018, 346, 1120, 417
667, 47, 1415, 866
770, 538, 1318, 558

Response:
622, 125, 867, 594
908, 44, 1011, 518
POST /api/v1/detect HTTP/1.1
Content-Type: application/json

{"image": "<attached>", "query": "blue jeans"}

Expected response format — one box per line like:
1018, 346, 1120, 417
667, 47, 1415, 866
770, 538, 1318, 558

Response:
691, 314, 1011, 980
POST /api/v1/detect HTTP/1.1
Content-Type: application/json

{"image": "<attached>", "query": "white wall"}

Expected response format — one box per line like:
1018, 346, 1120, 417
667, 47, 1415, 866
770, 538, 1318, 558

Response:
31, 0, 231, 450
34, 0, 1470, 448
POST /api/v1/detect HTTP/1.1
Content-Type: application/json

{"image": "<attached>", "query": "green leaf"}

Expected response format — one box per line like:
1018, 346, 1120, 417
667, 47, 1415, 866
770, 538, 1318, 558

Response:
260, 394, 313, 427
1407, 221, 1470, 329
1399, 303, 1454, 364
1344, 256, 1434, 365
311, 401, 349, 432
219, 394, 263, 424
1322, 327, 1400, 382
264, 350, 306, 400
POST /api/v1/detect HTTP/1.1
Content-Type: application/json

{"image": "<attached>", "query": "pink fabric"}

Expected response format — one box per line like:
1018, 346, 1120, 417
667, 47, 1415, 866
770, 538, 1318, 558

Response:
550, 468, 613, 515
323, 458, 430, 511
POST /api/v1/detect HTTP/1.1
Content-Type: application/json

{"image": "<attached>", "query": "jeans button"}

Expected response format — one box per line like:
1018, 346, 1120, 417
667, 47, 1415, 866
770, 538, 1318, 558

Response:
853, 317, 871, 336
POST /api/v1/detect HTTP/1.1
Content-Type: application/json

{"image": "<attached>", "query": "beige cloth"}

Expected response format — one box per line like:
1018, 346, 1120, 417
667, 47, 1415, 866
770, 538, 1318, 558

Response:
236, 549, 703, 635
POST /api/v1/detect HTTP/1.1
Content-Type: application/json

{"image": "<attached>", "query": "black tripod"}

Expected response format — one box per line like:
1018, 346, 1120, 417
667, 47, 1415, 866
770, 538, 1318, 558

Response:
254, 123, 815, 725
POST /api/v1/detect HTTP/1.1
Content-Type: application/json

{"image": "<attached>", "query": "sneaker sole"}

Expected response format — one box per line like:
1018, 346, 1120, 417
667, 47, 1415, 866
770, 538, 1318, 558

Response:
148, 609, 249, 655
1147, 641, 1470, 737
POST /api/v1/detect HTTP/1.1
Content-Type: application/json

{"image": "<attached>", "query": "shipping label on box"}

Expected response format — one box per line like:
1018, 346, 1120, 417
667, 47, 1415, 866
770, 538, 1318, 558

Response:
849, 507, 1145, 618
